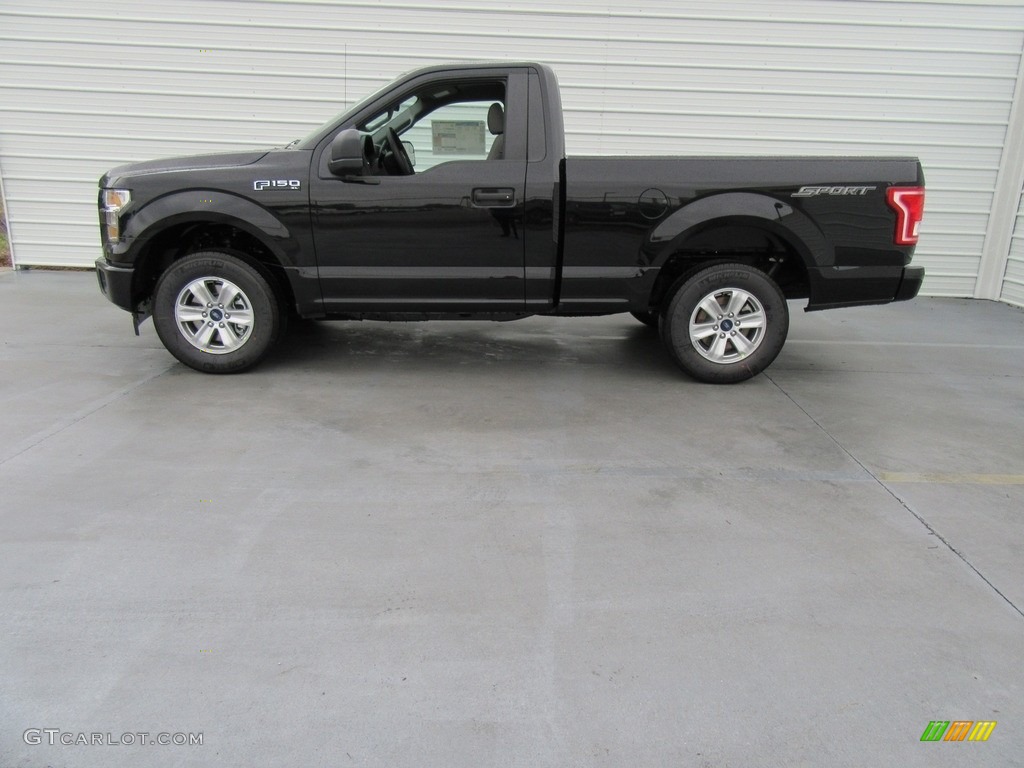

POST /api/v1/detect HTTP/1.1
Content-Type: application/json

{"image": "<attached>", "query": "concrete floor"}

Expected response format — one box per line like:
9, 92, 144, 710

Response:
1, 269, 1022, 767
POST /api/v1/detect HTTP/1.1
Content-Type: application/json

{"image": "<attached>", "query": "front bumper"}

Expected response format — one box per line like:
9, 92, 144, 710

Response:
95, 257, 135, 312
894, 265, 925, 302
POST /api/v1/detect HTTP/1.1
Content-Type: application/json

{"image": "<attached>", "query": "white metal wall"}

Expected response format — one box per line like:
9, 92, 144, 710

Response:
1, 0, 1023, 301
1003, 186, 1024, 307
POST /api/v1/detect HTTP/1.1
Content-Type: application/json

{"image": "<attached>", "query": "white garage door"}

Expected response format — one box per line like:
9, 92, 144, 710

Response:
1, 0, 1022, 301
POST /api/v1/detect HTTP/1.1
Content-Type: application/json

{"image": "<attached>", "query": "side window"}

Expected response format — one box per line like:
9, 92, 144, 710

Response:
346, 79, 512, 177
403, 100, 502, 172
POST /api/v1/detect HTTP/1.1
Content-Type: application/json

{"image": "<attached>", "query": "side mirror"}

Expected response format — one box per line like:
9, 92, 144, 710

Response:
327, 128, 365, 176
404, 142, 416, 168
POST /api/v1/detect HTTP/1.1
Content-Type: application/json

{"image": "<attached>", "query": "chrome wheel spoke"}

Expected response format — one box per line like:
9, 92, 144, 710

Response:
189, 280, 217, 308
731, 332, 755, 357
226, 309, 253, 328
725, 289, 751, 317
217, 282, 239, 309
176, 307, 207, 324
193, 322, 217, 348
707, 334, 729, 361
691, 321, 719, 340
698, 296, 723, 321
219, 323, 242, 349
740, 309, 765, 329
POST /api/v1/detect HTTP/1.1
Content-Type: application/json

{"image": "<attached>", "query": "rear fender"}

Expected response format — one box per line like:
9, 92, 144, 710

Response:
645, 191, 829, 274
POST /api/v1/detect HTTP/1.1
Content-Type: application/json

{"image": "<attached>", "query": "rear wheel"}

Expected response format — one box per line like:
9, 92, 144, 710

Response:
152, 251, 283, 373
661, 263, 788, 383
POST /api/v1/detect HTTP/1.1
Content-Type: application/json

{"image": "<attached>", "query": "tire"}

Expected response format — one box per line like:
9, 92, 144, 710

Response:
152, 251, 283, 373
661, 263, 788, 384
629, 310, 659, 328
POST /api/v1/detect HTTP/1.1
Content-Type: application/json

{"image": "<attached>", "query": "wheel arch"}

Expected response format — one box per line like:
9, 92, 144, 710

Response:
123, 194, 297, 312
644, 192, 829, 310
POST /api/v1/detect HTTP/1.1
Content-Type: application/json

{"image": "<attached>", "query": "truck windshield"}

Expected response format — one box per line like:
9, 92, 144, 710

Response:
292, 77, 405, 150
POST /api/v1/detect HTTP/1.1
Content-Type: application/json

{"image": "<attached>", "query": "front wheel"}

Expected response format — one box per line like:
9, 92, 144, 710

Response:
661, 263, 788, 383
152, 251, 284, 373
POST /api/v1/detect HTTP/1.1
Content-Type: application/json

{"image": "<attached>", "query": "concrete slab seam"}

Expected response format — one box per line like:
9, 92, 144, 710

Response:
0, 366, 174, 468
763, 372, 1024, 622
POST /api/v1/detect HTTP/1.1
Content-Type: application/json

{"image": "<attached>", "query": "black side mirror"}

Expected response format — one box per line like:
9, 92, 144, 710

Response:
328, 129, 366, 176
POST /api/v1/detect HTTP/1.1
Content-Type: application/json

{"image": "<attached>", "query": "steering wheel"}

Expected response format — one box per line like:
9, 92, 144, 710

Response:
385, 127, 414, 176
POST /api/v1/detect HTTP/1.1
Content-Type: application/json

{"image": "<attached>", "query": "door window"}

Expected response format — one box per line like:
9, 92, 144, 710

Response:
355, 80, 509, 174
403, 100, 500, 171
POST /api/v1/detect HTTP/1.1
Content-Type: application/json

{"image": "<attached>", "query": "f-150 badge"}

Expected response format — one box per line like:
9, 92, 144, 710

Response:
253, 179, 301, 191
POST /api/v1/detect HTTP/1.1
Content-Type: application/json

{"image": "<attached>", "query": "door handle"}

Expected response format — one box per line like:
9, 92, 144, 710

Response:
472, 188, 516, 208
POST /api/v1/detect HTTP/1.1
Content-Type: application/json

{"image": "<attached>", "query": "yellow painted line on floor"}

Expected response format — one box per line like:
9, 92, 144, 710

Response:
879, 472, 1024, 485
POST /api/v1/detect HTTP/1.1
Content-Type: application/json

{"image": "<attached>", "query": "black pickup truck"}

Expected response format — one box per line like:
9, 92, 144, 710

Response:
96, 62, 925, 383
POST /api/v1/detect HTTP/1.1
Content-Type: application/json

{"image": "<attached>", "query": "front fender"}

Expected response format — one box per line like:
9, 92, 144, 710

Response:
109, 190, 295, 266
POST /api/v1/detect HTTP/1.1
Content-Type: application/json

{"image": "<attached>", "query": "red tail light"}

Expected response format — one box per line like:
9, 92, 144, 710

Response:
886, 186, 925, 246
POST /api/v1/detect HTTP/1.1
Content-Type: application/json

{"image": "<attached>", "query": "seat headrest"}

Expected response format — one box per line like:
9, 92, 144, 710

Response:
487, 103, 504, 136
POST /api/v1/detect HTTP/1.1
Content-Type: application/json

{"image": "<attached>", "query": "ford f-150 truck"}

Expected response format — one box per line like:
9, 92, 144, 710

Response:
96, 62, 925, 383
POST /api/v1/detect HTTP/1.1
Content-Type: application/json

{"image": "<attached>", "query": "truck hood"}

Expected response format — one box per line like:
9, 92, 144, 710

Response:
100, 149, 270, 186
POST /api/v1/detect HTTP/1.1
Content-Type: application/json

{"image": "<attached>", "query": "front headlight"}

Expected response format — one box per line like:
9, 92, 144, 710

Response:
102, 188, 131, 241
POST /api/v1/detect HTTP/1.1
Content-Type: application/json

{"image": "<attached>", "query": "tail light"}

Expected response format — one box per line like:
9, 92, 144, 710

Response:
886, 186, 925, 246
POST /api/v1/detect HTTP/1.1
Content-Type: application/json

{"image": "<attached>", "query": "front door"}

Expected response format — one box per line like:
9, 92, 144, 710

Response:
310, 75, 528, 313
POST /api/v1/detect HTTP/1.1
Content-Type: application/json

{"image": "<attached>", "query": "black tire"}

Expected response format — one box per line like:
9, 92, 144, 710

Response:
629, 310, 659, 328
152, 251, 284, 373
661, 263, 788, 384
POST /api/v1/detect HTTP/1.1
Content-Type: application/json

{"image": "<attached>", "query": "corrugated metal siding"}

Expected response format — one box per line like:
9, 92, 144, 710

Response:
0, 0, 1022, 298
1002, 186, 1024, 307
